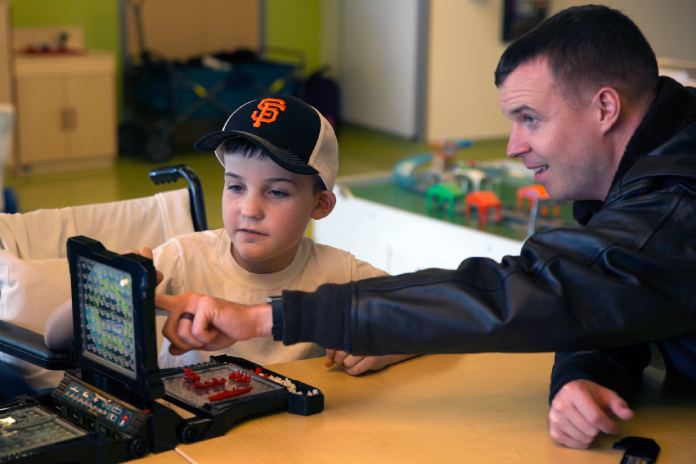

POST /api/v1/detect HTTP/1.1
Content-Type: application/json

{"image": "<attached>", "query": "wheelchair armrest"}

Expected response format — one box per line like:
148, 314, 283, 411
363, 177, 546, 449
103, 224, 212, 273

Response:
0, 321, 72, 370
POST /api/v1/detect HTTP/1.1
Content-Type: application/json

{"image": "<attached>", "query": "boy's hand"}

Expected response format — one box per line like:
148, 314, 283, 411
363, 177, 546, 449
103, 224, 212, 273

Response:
155, 292, 272, 355
324, 350, 416, 375
548, 379, 634, 449
130, 246, 163, 284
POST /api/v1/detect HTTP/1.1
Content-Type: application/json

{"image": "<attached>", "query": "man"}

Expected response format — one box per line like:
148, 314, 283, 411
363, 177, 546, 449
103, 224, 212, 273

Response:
157, 5, 696, 450
493, 4, 696, 449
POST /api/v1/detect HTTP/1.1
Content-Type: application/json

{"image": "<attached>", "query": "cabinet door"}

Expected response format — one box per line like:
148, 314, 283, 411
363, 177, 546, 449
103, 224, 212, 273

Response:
66, 73, 115, 159
15, 76, 67, 164
0, 2, 12, 105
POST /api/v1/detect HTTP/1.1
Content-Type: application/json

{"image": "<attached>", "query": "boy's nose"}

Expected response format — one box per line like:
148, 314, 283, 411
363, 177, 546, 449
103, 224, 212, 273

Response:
240, 195, 263, 219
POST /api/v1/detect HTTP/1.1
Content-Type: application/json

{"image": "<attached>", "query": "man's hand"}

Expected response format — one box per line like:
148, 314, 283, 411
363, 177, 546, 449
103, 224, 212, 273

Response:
324, 350, 415, 375
155, 292, 273, 355
548, 379, 634, 449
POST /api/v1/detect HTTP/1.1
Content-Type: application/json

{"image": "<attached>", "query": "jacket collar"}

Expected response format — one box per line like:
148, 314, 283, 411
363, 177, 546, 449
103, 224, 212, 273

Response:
572, 76, 696, 225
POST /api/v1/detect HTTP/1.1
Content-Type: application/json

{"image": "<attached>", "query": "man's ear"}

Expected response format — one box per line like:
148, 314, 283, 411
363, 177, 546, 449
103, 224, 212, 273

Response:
311, 190, 336, 220
595, 86, 621, 134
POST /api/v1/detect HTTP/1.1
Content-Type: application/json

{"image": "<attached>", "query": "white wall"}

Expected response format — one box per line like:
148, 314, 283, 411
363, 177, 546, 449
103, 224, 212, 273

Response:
340, 0, 421, 138
315, 186, 523, 274
425, 0, 696, 142
551, 0, 696, 62
324, 0, 696, 143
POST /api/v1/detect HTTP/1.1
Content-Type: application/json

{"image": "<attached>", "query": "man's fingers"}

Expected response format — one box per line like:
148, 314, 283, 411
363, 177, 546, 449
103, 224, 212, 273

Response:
580, 391, 620, 434
168, 344, 188, 356
549, 424, 592, 449
189, 298, 223, 346
162, 313, 194, 354
606, 395, 634, 421
332, 350, 349, 367
559, 381, 620, 435
343, 358, 371, 376
324, 349, 337, 367
548, 381, 633, 450
549, 405, 597, 446
155, 293, 179, 314
158, 294, 201, 353
191, 318, 221, 346
177, 316, 206, 349
198, 333, 232, 352
340, 355, 363, 370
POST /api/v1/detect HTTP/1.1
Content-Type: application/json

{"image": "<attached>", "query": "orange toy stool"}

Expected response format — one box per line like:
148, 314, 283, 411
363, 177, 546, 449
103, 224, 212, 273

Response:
464, 190, 502, 226
516, 184, 560, 217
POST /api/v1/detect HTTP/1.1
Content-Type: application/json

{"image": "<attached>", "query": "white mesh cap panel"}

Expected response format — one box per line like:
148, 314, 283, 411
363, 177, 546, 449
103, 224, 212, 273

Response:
307, 108, 339, 191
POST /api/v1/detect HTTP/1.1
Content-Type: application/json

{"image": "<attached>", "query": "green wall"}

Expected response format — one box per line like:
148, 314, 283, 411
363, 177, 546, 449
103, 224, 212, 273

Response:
11, 0, 122, 113
265, 0, 323, 75
9, 0, 324, 118
10, 0, 324, 73
10, 0, 120, 54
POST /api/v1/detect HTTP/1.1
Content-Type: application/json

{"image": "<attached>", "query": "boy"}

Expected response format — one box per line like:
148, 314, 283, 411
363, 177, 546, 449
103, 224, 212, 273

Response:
46, 95, 412, 375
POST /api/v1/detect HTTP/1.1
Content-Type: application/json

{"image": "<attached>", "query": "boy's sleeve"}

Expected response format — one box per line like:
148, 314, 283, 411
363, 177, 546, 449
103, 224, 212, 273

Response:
350, 256, 389, 280
152, 239, 186, 294
152, 238, 187, 365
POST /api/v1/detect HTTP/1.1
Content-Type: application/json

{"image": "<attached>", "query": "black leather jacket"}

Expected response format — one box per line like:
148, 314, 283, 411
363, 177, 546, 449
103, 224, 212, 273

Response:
275, 78, 696, 391
550, 77, 696, 400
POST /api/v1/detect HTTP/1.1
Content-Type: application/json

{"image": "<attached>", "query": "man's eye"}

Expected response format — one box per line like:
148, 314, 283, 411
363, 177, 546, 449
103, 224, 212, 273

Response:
523, 114, 538, 125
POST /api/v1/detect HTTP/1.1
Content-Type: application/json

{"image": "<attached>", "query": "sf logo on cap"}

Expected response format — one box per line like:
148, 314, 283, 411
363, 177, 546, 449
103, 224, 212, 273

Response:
251, 98, 286, 127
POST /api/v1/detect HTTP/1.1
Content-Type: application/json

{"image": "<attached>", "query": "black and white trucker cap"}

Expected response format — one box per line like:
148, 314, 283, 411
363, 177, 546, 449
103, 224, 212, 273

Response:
193, 95, 338, 191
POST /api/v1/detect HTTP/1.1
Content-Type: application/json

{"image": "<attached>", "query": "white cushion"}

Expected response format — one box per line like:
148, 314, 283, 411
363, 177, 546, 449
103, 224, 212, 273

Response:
0, 250, 168, 387
0, 189, 194, 259
0, 251, 70, 388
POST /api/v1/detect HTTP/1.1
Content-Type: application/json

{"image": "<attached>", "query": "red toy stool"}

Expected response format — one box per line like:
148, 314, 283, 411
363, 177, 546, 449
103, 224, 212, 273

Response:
464, 190, 502, 226
516, 184, 560, 217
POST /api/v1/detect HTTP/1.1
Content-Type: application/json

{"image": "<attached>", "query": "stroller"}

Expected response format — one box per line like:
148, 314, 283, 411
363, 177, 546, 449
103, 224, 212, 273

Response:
119, 0, 305, 162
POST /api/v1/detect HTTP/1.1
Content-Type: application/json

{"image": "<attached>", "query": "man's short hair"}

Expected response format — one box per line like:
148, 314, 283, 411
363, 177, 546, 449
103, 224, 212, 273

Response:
222, 138, 327, 193
494, 5, 659, 103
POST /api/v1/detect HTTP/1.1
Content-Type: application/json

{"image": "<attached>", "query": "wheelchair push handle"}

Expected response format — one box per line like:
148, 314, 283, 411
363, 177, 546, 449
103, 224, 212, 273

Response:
149, 164, 208, 232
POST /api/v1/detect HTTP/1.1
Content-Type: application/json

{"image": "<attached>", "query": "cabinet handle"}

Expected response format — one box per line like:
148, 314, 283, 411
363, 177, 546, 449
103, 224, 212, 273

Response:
60, 107, 69, 130
61, 107, 77, 131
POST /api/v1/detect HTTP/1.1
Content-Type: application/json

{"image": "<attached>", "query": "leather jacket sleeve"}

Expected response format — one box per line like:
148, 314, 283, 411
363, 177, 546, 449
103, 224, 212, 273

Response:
277, 182, 696, 357
549, 346, 651, 402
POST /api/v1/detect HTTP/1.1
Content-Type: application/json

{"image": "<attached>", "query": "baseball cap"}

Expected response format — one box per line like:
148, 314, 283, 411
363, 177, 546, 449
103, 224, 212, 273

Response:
194, 95, 338, 191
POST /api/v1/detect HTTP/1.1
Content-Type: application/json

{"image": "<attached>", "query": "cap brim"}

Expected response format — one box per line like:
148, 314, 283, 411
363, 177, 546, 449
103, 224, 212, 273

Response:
194, 130, 318, 175
193, 131, 238, 152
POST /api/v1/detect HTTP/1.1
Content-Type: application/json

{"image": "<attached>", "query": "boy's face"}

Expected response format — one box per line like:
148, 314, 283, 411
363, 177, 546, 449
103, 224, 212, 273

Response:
222, 152, 333, 273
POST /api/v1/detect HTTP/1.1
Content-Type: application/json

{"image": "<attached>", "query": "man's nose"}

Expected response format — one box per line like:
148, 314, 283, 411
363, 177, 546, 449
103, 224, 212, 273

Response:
506, 125, 530, 158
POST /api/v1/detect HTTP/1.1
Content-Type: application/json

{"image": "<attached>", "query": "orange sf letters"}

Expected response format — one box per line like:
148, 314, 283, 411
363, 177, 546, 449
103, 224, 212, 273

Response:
251, 98, 286, 127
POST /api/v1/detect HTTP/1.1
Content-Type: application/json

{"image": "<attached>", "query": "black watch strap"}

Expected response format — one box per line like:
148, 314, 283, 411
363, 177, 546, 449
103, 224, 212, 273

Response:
266, 295, 284, 340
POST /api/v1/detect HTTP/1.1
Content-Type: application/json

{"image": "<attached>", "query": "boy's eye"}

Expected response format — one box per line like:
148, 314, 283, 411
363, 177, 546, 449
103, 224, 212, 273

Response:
268, 189, 289, 198
226, 184, 244, 193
